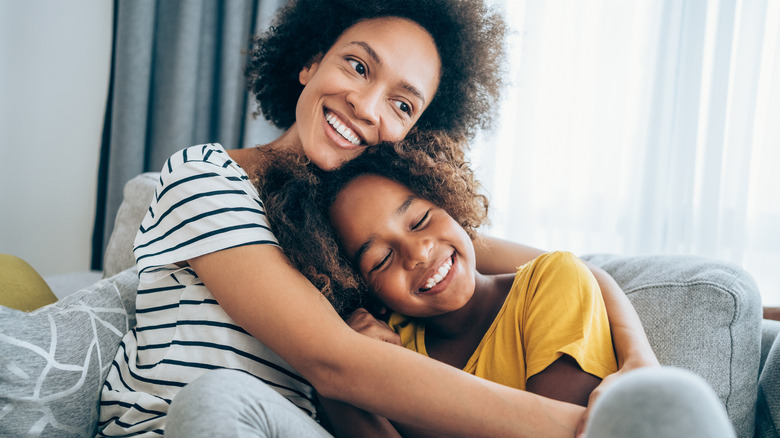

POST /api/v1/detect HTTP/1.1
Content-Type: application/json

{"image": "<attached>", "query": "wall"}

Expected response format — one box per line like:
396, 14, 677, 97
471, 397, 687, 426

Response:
0, 0, 113, 275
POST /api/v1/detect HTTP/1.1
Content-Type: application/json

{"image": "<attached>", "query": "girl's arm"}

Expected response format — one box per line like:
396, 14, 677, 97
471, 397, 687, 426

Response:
473, 234, 659, 370
189, 244, 584, 438
317, 395, 402, 438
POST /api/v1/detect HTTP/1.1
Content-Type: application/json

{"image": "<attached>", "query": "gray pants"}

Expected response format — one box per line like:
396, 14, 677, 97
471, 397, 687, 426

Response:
167, 367, 735, 437
757, 325, 780, 438
167, 369, 332, 438
586, 367, 735, 437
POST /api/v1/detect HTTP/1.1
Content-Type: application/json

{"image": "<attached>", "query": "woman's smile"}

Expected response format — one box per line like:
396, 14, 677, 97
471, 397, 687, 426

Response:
292, 17, 441, 171
323, 108, 364, 147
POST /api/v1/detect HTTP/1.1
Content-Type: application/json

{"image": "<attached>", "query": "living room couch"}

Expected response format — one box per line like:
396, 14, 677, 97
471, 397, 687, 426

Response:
1, 172, 777, 437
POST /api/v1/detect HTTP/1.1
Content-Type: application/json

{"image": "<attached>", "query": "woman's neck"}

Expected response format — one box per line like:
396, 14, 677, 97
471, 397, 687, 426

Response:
227, 124, 303, 177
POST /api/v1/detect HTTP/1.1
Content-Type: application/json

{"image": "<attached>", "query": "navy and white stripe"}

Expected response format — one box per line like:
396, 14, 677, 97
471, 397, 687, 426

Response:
99, 144, 316, 437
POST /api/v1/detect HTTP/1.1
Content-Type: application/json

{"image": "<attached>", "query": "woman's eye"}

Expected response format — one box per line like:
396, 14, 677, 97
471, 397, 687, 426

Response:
348, 59, 366, 77
412, 211, 429, 230
394, 100, 412, 115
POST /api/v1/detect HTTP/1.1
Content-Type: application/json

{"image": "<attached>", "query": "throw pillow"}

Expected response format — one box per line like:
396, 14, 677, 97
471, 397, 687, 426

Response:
0, 254, 57, 311
0, 271, 133, 437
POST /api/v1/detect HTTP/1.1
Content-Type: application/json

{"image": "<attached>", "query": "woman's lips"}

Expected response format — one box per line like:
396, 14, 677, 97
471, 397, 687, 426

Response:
323, 109, 363, 148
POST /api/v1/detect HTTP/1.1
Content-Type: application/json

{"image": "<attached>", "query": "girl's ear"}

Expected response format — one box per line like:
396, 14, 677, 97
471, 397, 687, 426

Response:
299, 54, 324, 85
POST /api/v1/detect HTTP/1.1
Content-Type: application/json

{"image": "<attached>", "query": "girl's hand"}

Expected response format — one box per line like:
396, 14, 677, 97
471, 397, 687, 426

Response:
346, 308, 402, 346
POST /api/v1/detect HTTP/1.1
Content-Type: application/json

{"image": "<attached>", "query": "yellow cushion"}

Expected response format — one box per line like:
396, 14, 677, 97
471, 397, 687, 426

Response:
0, 254, 57, 311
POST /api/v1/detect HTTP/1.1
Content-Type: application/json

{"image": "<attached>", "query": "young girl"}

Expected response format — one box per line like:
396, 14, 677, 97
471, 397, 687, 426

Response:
99, 1, 657, 437
258, 132, 735, 437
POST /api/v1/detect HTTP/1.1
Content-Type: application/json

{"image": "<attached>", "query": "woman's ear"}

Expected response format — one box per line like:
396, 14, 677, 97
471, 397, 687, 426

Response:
299, 54, 323, 85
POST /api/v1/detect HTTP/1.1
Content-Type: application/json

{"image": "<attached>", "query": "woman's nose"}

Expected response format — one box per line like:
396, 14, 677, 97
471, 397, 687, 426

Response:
401, 236, 433, 271
347, 86, 382, 125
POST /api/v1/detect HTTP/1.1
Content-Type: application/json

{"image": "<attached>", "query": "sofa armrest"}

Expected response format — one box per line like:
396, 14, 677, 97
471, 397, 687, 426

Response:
583, 254, 762, 438
103, 173, 159, 278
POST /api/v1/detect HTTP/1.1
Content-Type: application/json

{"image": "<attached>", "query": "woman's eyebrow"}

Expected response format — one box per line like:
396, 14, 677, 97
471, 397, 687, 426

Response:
347, 41, 426, 105
348, 41, 381, 65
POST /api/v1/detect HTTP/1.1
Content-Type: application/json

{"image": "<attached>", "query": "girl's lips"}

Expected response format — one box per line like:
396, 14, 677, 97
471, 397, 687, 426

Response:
322, 108, 364, 149
415, 254, 456, 296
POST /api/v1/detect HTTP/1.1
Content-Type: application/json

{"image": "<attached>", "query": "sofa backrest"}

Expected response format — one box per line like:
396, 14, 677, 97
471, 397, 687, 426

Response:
103, 172, 159, 278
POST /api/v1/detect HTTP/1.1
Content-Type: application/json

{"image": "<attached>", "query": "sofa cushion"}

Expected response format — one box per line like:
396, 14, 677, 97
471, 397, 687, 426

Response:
0, 267, 137, 437
583, 254, 762, 438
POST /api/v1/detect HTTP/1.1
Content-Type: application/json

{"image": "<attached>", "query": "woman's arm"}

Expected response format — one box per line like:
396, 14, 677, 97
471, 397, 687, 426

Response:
473, 234, 659, 370
189, 244, 584, 438
316, 310, 402, 438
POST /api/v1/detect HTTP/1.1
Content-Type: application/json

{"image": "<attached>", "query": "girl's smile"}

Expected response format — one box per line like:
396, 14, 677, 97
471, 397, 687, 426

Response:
330, 174, 476, 318
416, 253, 456, 295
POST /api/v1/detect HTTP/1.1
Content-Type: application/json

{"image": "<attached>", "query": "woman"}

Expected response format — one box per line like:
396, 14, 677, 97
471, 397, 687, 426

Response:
99, 1, 657, 437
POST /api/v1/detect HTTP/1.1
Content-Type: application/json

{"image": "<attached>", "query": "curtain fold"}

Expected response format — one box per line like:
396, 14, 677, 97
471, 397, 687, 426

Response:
92, 0, 283, 269
481, 0, 780, 304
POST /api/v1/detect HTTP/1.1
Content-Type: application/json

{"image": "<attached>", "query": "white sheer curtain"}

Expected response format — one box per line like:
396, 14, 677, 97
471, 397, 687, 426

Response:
474, 0, 780, 304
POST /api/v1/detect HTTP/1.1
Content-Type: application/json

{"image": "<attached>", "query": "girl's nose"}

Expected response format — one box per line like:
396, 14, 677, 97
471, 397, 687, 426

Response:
347, 86, 382, 126
401, 236, 433, 271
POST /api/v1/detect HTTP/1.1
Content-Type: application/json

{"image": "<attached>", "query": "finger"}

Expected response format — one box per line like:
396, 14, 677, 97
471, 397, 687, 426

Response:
369, 326, 402, 345
587, 386, 601, 408
576, 407, 588, 438
387, 332, 402, 346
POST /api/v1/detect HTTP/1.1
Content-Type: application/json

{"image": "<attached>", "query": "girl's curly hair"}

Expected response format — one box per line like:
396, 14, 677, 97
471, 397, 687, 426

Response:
245, 0, 507, 140
253, 131, 489, 317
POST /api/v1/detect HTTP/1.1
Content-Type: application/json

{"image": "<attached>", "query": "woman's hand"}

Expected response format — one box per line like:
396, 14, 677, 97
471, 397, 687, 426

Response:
574, 372, 619, 438
575, 359, 661, 437
346, 308, 402, 346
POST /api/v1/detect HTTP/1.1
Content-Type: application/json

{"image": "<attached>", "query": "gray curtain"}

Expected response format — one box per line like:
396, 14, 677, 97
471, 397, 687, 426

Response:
92, 0, 284, 269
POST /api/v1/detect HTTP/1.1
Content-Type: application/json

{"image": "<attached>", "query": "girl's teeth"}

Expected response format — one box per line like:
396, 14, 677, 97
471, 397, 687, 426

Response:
423, 258, 453, 290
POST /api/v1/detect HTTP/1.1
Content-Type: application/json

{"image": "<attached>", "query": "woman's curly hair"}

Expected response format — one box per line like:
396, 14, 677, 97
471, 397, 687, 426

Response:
245, 0, 507, 140
253, 130, 489, 317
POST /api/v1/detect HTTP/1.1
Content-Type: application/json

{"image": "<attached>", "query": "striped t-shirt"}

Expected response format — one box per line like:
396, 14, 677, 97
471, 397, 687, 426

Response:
99, 144, 316, 437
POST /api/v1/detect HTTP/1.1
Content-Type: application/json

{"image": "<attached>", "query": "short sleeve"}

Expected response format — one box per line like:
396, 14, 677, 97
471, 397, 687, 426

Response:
518, 251, 618, 380
134, 144, 278, 276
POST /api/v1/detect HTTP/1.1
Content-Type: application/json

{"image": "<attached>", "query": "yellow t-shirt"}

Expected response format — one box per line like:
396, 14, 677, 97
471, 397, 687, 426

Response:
389, 251, 618, 390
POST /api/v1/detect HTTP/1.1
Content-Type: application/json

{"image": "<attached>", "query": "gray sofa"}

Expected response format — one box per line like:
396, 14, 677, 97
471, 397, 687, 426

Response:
1, 172, 776, 437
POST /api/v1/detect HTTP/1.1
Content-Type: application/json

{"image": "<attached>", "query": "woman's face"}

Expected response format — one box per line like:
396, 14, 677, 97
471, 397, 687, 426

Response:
330, 174, 476, 318
294, 17, 441, 171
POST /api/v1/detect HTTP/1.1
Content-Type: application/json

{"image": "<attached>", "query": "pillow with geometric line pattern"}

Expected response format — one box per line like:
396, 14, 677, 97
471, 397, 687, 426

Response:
0, 269, 134, 437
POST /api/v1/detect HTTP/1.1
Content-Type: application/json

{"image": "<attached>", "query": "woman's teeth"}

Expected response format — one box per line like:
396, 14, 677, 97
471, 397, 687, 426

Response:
423, 258, 453, 290
325, 112, 361, 146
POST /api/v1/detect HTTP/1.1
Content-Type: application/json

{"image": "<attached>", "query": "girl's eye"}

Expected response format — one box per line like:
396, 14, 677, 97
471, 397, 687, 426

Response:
348, 59, 366, 77
394, 100, 412, 115
412, 211, 429, 230
371, 251, 392, 273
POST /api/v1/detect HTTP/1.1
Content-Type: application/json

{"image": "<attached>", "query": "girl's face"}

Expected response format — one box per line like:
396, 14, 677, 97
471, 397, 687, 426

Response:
293, 17, 441, 171
330, 174, 476, 318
